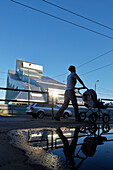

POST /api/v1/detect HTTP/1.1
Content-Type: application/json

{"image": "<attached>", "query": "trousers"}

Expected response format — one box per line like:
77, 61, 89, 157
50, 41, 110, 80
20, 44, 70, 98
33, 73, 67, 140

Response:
56, 90, 80, 119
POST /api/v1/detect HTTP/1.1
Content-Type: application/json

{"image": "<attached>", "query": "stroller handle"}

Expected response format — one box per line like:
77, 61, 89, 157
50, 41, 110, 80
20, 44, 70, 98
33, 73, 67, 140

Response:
74, 87, 88, 90
74, 87, 88, 95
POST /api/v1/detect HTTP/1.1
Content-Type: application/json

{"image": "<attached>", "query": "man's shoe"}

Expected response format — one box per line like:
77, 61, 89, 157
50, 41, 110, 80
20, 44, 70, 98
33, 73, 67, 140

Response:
54, 116, 60, 121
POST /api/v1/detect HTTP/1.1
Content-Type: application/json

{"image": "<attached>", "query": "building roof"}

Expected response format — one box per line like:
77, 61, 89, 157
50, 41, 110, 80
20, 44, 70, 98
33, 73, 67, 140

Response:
8, 69, 66, 103
8, 70, 66, 90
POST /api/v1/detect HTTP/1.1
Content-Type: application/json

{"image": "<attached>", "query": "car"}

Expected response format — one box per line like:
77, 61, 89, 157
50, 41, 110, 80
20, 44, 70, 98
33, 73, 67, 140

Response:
105, 102, 113, 107
26, 103, 72, 119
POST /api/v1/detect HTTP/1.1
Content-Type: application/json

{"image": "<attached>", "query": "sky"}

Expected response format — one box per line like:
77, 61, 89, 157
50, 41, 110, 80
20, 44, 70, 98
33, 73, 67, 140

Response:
0, 0, 113, 100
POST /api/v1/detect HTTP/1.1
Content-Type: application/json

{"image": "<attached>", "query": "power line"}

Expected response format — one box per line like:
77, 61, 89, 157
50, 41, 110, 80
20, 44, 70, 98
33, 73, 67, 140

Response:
10, 0, 113, 40
77, 49, 113, 68
0, 71, 7, 74
80, 62, 113, 76
52, 49, 113, 78
98, 92, 113, 97
10, 0, 113, 79
0, 78, 7, 81
53, 72, 68, 78
98, 87, 113, 93
42, 0, 113, 31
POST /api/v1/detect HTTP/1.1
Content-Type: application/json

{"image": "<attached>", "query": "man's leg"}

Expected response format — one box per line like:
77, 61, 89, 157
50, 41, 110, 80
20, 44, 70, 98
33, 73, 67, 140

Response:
55, 95, 70, 119
56, 128, 69, 147
68, 91, 80, 120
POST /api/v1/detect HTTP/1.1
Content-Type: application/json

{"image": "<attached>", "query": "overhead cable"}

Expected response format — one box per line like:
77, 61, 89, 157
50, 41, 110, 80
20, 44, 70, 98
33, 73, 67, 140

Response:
98, 92, 113, 97
0, 78, 7, 80
98, 87, 113, 93
80, 62, 113, 76
52, 49, 113, 78
42, 0, 113, 31
53, 72, 68, 78
0, 71, 8, 74
77, 49, 113, 68
10, 0, 113, 40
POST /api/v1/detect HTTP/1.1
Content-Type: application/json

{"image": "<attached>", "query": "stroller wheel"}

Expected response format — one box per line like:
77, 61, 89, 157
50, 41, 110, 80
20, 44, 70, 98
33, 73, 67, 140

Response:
89, 124, 97, 134
80, 126, 87, 133
102, 124, 110, 133
80, 112, 86, 120
102, 113, 110, 123
89, 113, 97, 123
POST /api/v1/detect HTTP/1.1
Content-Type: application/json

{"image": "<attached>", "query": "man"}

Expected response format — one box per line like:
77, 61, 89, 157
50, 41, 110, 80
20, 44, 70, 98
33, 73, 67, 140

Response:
54, 65, 86, 121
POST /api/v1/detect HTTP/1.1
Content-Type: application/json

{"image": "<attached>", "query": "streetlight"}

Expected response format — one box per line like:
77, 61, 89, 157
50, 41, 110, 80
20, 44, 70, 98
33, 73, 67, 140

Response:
95, 80, 99, 92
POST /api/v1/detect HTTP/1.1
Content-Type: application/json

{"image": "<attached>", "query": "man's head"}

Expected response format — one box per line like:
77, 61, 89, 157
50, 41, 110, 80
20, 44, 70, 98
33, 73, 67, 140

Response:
68, 65, 76, 73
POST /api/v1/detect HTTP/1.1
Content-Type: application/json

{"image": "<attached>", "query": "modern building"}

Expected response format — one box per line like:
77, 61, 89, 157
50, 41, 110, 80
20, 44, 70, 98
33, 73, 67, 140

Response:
5, 59, 67, 104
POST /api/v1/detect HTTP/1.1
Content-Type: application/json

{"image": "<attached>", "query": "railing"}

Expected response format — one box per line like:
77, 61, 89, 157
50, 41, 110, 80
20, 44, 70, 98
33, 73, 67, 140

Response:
0, 87, 84, 119
101, 98, 113, 108
27, 124, 112, 151
0, 87, 113, 119
101, 98, 113, 102
55, 93, 83, 105
0, 87, 49, 105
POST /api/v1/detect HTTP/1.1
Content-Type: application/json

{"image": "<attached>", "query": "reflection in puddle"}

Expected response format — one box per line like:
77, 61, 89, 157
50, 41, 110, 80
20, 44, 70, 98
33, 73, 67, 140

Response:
9, 124, 113, 169
28, 128, 74, 150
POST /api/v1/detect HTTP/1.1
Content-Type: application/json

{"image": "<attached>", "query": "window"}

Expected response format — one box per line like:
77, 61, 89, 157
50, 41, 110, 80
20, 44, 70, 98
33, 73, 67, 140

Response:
54, 105, 60, 109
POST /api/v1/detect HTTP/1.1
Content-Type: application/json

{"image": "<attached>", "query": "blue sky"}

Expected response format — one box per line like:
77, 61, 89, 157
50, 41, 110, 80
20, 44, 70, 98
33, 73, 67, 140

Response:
0, 0, 113, 99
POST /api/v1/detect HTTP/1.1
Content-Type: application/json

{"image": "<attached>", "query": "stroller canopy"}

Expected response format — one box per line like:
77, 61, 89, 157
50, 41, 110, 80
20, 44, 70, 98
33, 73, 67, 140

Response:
83, 89, 97, 107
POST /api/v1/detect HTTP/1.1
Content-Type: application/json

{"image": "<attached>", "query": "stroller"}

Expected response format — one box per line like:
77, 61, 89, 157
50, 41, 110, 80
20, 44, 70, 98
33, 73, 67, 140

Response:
79, 89, 110, 123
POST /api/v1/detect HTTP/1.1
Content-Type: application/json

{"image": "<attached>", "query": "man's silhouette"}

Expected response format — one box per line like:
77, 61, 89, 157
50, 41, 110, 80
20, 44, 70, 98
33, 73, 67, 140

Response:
56, 127, 80, 167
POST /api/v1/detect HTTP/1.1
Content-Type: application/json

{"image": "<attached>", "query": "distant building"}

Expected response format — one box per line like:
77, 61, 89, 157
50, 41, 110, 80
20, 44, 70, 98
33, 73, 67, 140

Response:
5, 59, 66, 104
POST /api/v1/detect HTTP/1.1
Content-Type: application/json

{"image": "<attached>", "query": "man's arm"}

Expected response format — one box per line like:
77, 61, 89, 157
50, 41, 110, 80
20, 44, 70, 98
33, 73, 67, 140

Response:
74, 73, 86, 88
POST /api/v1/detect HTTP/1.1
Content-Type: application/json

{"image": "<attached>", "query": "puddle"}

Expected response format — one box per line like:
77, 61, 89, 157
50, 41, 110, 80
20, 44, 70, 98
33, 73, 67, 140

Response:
9, 124, 113, 169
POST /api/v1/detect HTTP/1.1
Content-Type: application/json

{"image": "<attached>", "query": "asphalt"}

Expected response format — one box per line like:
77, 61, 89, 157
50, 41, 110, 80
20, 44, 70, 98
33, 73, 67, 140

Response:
0, 115, 113, 170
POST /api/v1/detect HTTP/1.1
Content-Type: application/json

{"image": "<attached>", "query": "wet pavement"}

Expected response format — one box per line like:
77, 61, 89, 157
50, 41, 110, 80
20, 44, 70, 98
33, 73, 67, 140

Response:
9, 123, 113, 170
0, 115, 113, 169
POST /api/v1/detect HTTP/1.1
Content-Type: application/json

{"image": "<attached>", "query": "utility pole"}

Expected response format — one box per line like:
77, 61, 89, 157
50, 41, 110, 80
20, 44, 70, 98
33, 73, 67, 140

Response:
28, 68, 30, 91
28, 64, 31, 105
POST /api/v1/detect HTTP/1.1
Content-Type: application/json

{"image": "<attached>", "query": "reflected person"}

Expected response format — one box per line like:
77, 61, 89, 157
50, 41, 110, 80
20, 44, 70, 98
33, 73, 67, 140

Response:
56, 127, 80, 167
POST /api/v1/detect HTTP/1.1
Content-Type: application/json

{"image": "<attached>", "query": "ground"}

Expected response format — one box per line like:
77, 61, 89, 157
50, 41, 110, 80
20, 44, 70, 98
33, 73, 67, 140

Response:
0, 115, 112, 169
